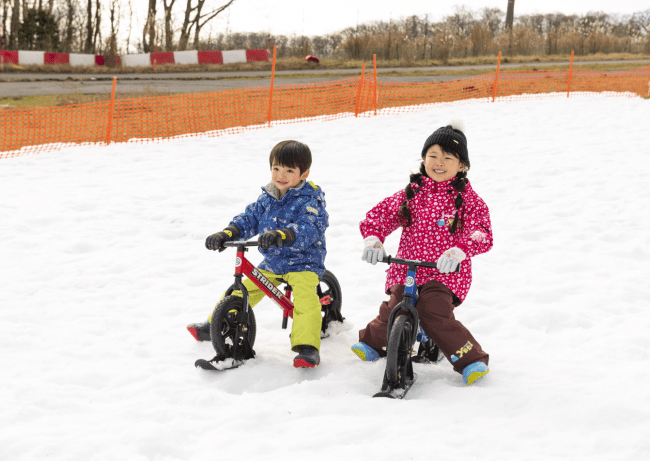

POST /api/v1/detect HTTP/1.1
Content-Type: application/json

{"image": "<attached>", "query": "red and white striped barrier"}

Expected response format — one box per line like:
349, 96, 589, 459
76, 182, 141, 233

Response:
0, 50, 121, 66
0, 49, 269, 67
123, 49, 270, 67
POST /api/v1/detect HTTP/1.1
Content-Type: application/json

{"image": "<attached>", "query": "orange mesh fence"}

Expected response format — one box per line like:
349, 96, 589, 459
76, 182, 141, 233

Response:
2, 66, 649, 159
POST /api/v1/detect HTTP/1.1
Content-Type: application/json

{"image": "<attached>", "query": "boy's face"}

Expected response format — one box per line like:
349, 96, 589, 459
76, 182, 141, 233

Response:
271, 163, 309, 197
423, 144, 465, 182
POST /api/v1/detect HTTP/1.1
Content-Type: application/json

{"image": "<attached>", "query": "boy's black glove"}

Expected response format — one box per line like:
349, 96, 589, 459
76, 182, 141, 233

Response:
258, 228, 296, 250
206, 225, 240, 251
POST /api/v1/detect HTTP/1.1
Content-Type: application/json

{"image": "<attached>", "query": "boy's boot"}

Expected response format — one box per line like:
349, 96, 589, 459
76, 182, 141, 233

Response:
351, 342, 380, 362
187, 321, 211, 342
293, 345, 320, 368
462, 361, 490, 385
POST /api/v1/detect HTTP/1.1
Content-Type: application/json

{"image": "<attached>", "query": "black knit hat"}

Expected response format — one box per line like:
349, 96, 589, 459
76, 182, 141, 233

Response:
421, 124, 470, 168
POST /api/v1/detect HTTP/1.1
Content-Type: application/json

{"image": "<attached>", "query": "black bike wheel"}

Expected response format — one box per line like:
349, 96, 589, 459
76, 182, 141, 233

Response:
317, 270, 344, 333
385, 315, 412, 387
210, 295, 256, 360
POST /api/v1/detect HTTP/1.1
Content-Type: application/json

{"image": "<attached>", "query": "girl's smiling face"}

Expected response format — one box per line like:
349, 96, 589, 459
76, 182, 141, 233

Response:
423, 144, 465, 182
271, 163, 309, 197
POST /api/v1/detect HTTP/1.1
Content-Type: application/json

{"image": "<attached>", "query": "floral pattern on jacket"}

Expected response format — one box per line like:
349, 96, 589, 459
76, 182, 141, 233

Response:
360, 176, 493, 302
230, 180, 328, 277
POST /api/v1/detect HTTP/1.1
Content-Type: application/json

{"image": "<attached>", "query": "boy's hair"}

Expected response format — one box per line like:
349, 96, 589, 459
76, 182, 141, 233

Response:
269, 140, 312, 174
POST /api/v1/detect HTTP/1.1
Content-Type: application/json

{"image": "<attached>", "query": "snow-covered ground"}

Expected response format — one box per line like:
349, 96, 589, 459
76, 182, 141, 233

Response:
1, 93, 649, 461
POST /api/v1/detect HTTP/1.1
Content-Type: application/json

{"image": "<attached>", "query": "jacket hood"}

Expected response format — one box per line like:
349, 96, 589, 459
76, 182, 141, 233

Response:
262, 180, 323, 201
416, 175, 473, 194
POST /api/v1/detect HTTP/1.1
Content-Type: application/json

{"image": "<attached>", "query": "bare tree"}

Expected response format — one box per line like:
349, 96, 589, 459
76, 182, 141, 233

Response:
106, 0, 119, 57
84, 0, 92, 52
632, 9, 650, 35
61, 0, 76, 52
505, 0, 515, 54
162, 0, 175, 51
142, 0, 156, 52
192, 0, 236, 50
125, 0, 132, 52
2, 0, 9, 47
481, 7, 504, 35
92, 0, 101, 52
505, 0, 515, 31
178, 0, 235, 50
448, 7, 475, 58
9, 0, 19, 48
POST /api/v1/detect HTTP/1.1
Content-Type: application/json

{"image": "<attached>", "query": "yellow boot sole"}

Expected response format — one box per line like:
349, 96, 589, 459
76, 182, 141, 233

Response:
466, 368, 490, 386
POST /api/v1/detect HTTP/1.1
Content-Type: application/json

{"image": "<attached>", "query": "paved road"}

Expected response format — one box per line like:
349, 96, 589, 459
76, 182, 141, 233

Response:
1, 59, 648, 97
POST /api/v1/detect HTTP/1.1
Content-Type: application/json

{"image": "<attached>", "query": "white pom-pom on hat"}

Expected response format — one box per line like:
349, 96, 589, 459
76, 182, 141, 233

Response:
448, 119, 466, 133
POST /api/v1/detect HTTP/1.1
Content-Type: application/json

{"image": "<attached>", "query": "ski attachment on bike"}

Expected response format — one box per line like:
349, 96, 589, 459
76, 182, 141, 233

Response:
373, 372, 418, 399
195, 355, 246, 371
411, 339, 444, 364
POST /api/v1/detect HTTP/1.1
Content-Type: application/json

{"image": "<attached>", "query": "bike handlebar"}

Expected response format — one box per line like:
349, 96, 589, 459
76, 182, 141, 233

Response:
220, 244, 458, 271
380, 255, 461, 272
223, 240, 261, 248
380, 255, 438, 268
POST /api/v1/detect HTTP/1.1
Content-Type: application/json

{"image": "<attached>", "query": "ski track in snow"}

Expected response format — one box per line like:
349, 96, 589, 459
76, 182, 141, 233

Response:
1, 93, 649, 461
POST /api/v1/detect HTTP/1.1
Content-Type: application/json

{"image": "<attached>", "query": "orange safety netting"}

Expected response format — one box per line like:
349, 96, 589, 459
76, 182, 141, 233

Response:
1, 67, 649, 159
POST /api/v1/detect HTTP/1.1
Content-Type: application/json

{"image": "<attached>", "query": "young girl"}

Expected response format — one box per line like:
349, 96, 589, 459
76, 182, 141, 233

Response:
351, 122, 493, 386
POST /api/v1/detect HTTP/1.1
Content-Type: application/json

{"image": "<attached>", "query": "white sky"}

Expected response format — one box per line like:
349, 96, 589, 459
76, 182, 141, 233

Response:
211, 0, 650, 36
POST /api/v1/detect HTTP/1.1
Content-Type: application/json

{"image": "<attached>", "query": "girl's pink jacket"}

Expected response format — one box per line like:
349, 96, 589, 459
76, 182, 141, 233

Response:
360, 176, 493, 303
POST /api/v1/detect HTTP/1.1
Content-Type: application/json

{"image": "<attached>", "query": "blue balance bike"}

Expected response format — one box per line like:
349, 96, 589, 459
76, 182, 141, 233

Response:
373, 255, 456, 399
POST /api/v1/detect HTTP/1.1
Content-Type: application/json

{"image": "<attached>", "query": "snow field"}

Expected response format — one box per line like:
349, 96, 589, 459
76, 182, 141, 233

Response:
1, 93, 649, 461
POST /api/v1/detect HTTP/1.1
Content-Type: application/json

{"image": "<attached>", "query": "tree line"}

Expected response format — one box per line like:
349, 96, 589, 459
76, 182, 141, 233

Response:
1, 1, 649, 61
0, 0, 237, 55
332, 8, 650, 62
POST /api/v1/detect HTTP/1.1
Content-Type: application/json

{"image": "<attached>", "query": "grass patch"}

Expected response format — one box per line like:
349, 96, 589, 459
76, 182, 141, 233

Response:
0, 87, 182, 109
275, 61, 650, 80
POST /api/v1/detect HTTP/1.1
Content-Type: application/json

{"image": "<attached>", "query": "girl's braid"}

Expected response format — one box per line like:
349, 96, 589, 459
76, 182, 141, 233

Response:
448, 171, 468, 234
398, 163, 427, 227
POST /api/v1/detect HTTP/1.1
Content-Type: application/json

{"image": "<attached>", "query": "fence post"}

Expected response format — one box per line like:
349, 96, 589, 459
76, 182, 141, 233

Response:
567, 50, 574, 98
1, 25, 4, 73
267, 44, 277, 127
354, 63, 367, 117
105, 77, 117, 145
492, 51, 502, 102
373, 54, 378, 115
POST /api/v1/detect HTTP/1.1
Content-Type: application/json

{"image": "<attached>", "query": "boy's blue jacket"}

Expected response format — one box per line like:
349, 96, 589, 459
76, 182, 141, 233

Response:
229, 180, 328, 277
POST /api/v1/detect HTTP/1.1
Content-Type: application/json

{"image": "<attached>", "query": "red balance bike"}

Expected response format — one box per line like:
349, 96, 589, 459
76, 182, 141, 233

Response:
195, 240, 343, 371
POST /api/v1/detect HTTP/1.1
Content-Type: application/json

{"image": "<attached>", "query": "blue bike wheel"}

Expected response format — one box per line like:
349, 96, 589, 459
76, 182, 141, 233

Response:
385, 315, 414, 387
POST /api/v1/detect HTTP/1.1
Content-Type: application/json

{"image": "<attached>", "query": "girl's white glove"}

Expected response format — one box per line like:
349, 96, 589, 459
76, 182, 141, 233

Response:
361, 236, 385, 265
436, 247, 466, 273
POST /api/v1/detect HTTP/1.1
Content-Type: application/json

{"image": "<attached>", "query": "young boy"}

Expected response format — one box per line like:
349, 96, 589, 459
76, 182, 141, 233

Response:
188, 140, 328, 368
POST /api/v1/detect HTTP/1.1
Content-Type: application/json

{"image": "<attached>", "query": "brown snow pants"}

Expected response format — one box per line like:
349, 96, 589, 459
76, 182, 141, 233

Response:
359, 280, 489, 374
